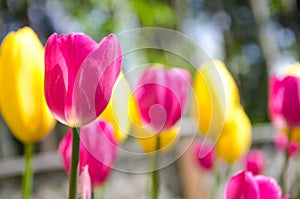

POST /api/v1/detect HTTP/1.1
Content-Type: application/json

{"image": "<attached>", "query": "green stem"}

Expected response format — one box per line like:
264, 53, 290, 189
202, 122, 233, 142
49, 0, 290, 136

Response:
279, 129, 292, 194
22, 143, 34, 199
98, 184, 105, 199
150, 135, 160, 199
69, 127, 80, 199
210, 166, 220, 199
91, 189, 95, 199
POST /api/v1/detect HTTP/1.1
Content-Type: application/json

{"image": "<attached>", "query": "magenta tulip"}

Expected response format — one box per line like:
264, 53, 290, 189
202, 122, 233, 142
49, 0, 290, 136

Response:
245, 150, 265, 175
45, 33, 122, 127
58, 119, 117, 187
193, 141, 215, 170
269, 74, 300, 128
225, 170, 289, 199
134, 66, 190, 132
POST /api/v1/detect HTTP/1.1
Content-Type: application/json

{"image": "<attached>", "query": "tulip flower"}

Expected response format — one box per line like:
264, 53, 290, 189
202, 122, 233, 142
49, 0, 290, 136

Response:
133, 66, 190, 132
44, 32, 122, 127
0, 27, 56, 143
45, 32, 122, 199
245, 150, 265, 175
58, 119, 117, 188
225, 170, 289, 199
269, 63, 300, 129
0, 27, 56, 199
78, 165, 92, 199
131, 66, 190, 199
268, 63, 300, 191
191, 60, 240, 138
191, 60, 251, 164
99, 72, 133, 143
193, 141, 215, 170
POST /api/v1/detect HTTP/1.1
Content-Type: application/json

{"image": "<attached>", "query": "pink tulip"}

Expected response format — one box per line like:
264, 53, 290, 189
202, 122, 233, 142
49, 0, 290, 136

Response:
134, 66, 190, 132
78, 165, 92, 199
225, 170, 289, 199
269, 74, 300, 128
58, 119, 117, 187
245, 150, 265, 175
275, 132, 289, 151
45, 33, 122, 127
193, 141, 215, 170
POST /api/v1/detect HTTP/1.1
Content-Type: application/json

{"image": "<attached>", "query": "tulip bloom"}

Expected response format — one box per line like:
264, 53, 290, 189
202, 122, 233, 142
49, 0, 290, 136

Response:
58, 119, 117, 187
134, 66, 191, 132
192, 60, 251, 163
44, 33, 122, 127
0, 27, 56, 143
193, 141, 215, 170
225, 170, 289, 199
191, 60, 240, 138
269, 63, 300, 129
245, 150, 265, 175
130, 66, 190, 152
99, 72, 133, 143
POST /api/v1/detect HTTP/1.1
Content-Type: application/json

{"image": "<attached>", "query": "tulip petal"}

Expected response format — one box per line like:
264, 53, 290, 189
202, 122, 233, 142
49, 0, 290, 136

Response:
71, 34, 122, 126
225, 171, 259, 199
255, 175, 283, 199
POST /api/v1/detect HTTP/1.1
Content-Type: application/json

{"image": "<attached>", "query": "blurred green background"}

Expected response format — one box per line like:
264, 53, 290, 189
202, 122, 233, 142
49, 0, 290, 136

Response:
0, 0, 299, 124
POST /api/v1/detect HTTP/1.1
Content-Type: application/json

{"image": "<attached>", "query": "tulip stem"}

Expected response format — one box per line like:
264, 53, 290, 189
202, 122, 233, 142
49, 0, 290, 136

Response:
69, 127, 81, 199
22, 143, 34, 199
279, 129, 292, 194
150, 135, 160, 199
99, 184, 105, 199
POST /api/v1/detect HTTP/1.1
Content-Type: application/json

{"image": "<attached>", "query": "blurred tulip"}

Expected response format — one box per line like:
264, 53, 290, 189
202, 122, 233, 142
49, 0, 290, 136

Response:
133, 66, 190, 132
216, 105, 252, 164
193, 141, 215, 170
245, 150, 265, 175
58, 119, 117, 187
225, 170, 289, 199
0, 27, 55, 143
78, 165, 92, 199
269, 63, 300, 129
99, 72, 132, 143
191, 60, 240, 138
192, 60, 251, 164
275, 132, 289, 151
44, 33, 122, 127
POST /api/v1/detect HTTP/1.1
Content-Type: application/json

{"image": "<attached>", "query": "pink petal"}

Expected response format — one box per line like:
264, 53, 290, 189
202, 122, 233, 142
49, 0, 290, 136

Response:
193, 141, 215, 170
225, 171, 259, 199
78, 165, 92, 199
57, 130, 72, 173
255, 175, 283, 199
79, 119, 118, 187
72, 34, 122, 126
134, 66, 190, 132
281, 76, 300, 127
274, 132, 288, 151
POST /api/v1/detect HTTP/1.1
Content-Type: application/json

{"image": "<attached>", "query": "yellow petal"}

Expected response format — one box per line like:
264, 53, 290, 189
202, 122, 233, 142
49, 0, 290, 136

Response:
0, 27, 56, 143
99, 72, 132, 143
133, 125, 179, 153
191, 60, 240, 138
215, 105, 252, 164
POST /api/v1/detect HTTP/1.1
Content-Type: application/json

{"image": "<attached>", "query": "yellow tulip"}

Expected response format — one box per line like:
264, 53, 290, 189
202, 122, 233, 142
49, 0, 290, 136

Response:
99, 72, 132, 143
191, 60, 240, 138
0, 27, 56, 143
215, 105, 252, 164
